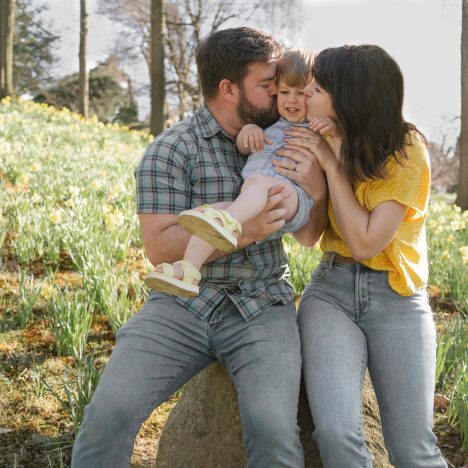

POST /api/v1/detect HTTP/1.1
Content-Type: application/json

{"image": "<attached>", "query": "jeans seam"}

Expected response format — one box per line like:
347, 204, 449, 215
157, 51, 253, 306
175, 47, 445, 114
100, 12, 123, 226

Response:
122, 350, 203, 466
225, 357, 251, 463
358, 338, 368, 467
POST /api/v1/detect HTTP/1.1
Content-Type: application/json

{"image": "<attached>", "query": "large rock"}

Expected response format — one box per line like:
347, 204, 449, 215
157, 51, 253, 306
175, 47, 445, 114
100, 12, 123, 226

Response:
155, 363, 390, 467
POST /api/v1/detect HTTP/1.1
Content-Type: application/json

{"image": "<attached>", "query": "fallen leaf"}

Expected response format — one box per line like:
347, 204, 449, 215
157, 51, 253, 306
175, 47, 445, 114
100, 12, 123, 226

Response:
434, 393, 450, 410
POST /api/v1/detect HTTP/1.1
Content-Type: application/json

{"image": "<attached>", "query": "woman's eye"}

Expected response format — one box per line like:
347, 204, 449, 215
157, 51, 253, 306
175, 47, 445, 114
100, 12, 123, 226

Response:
315, 86, 321, 93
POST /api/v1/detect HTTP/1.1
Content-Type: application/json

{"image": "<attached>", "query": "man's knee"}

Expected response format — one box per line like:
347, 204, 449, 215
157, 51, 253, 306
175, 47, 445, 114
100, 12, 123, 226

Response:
243, 403, 299, 447
243, 407, 303, 467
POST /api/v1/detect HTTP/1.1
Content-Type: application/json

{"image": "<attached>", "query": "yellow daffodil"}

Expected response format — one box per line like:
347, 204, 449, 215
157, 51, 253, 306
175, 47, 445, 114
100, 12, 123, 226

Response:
459, 246, 468, 265
49, 210, 63, 224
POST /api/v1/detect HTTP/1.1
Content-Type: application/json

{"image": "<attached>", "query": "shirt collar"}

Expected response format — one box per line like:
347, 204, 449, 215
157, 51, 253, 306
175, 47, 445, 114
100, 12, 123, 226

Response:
278, 116, 309, 127
197, 104, 233, 140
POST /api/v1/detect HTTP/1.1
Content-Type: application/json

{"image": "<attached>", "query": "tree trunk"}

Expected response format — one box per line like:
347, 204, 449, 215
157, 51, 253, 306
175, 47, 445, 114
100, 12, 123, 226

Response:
456, 0, 468, 210
0, 0, 5, 95
177, 80, 185, 121
79, 0, 89, 118
150, 0, 165, 135
1, 0, 15, 97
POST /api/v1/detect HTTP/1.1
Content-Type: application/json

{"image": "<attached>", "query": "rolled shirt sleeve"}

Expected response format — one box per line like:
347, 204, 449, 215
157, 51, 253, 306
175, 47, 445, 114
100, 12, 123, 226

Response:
135, 134, 191, 214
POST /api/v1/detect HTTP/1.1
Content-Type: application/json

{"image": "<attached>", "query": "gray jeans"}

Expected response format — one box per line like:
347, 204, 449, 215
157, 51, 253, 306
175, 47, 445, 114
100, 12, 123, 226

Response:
298, 257, 447, 468
72, 294, 304, 467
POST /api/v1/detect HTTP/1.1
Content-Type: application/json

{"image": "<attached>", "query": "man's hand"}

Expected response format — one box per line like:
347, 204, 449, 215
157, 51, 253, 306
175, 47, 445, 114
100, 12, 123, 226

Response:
239, 184, 291, 246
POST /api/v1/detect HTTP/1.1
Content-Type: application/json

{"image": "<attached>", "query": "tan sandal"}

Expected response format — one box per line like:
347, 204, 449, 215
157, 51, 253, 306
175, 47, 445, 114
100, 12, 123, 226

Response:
178, 205, 242, 252
144, 260, 201, 297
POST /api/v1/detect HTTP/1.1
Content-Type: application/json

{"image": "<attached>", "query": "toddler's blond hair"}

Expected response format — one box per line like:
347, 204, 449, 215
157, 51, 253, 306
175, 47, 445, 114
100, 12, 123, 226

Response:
277, 48, 315, 88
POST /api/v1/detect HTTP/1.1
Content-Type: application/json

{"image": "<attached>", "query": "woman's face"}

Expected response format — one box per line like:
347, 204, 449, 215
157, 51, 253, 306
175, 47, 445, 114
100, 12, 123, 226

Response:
304, 80, 337, 122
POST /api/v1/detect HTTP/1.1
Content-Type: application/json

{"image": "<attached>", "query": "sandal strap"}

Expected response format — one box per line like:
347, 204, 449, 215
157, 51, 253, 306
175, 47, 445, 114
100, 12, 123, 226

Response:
159, 263, 175, 276
173, 260, 201, 284
215, 209, 242, 238
198, 205, 242, 238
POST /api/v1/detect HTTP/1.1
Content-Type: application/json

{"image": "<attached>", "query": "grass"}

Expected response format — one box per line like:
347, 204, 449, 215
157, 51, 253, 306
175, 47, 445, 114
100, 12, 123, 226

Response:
0, 98, 467, 466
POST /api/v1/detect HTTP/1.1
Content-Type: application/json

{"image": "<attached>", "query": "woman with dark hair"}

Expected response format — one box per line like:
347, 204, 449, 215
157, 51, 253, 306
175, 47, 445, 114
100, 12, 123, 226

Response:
273, 45, 447, 467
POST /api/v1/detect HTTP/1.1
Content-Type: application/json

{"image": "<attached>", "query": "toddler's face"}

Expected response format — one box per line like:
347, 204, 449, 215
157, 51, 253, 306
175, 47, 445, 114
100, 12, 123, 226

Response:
276, 78, 308, 123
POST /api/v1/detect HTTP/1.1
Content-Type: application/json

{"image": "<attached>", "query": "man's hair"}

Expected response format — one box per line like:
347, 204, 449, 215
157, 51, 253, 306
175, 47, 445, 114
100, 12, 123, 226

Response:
313, 44, 426, 183
277, 48, 315, 88
195, 27, 284, 102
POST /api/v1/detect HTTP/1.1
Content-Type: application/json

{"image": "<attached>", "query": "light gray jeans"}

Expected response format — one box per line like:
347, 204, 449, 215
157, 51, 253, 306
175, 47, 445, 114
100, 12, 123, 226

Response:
298, 256, 447, 468
72, 294, 304, 468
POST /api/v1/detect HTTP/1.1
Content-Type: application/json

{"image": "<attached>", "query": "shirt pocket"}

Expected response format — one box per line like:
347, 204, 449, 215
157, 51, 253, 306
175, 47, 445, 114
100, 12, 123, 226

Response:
191, 162, 242, 204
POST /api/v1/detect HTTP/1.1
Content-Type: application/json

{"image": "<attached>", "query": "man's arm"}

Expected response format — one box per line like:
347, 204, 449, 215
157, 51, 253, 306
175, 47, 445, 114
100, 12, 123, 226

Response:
139, 185, 292, 267
138, 214, 190, 266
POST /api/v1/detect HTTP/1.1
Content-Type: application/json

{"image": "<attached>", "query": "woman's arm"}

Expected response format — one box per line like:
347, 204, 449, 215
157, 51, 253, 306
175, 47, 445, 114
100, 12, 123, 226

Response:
276, 128, 407, 260
323, 164, 406, 260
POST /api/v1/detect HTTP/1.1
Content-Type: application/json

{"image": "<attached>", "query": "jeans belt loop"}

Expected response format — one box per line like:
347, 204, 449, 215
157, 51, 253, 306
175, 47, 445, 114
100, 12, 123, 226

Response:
327, 252, 336, 271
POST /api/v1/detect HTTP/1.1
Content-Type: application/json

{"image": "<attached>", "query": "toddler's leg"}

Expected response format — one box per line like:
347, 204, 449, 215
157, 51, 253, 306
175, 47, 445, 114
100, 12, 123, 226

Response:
227, 174, 298, 224
180, 201, 234, 269
178, 179, 297, 254
144, 202, 233, 296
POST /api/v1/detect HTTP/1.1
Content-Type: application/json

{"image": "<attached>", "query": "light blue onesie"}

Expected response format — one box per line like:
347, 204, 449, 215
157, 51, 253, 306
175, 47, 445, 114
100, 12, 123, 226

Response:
241, 117, 314, 238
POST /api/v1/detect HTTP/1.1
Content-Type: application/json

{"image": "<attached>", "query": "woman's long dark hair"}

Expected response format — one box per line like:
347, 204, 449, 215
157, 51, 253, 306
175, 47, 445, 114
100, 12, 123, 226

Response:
313, 45, 426, 183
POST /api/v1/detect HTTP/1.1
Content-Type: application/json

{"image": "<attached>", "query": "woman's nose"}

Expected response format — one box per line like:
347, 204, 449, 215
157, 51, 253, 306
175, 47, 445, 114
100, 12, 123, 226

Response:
303, 82, 313, 96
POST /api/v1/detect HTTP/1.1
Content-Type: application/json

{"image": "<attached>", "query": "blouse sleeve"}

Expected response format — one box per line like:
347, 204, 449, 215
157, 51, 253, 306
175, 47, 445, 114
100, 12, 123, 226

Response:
367, 137, 430, 217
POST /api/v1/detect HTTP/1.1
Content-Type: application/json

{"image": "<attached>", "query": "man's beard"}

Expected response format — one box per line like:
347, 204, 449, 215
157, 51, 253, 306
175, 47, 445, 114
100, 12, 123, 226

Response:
237, 90, 279, 129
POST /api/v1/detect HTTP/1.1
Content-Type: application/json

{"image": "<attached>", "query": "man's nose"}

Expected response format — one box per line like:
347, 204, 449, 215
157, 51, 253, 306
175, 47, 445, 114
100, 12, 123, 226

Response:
269, 82, 278, 96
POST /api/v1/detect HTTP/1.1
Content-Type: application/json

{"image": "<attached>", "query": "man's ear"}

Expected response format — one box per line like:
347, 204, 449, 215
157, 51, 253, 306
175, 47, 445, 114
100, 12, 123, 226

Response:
219, 79, 239, 104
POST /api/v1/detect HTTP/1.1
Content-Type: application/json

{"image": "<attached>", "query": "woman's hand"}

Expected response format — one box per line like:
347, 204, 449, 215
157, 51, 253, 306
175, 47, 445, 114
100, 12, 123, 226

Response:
272, 127, 328, 201
282, 126, 340, 174
309, 117, 339, 137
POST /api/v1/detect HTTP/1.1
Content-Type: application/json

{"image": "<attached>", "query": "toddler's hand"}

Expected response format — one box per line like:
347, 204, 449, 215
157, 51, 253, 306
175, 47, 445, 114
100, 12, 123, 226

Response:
309, 117, 339, 138
238, 124, 272, 153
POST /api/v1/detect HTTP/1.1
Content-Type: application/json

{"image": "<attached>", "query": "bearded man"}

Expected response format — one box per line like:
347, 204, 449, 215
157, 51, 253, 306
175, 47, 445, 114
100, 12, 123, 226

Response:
72, 27, 327, 468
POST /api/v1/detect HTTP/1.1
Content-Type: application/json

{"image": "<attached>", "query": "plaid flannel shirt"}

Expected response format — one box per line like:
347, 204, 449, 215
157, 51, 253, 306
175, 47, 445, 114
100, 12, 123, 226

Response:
134, 105, 294, 321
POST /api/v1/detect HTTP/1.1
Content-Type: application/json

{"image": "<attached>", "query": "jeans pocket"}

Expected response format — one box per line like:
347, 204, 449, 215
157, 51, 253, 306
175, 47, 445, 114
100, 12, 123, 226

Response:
310, 263, 328, 281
